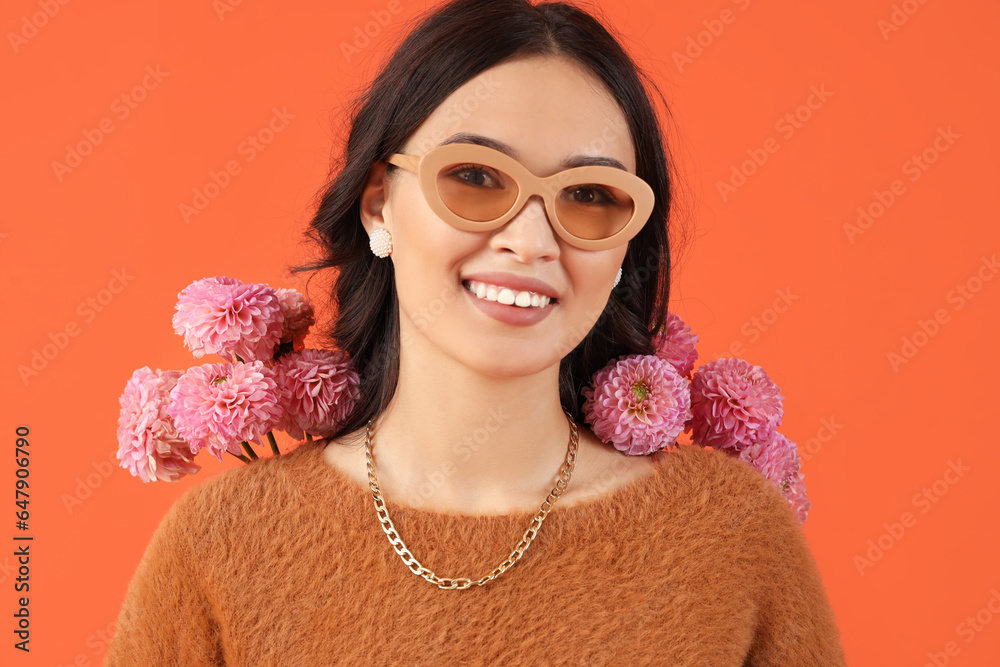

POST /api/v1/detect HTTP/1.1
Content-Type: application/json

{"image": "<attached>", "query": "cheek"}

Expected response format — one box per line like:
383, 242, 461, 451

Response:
565, 249, 624, 293
390, 222, 479, 323
567, 250, 625, 311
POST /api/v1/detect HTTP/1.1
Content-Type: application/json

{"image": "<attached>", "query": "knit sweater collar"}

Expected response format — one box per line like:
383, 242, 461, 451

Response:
276, 440, 680, 553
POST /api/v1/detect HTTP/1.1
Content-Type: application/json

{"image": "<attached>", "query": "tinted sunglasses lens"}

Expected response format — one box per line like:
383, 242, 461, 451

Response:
554, 184, 635, 240
434, 160, 637, 241
436, 162, 518, 222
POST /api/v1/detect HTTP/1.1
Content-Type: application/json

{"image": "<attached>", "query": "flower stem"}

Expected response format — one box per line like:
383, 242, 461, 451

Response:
305, 432, 313, 443
241, 440, 259, 460
227, 450, 252, 464
266, 431, 280, 456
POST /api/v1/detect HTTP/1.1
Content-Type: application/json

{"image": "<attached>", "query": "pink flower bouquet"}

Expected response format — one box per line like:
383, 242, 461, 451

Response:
581, 312, 812, 524
116, 276, 359, 483
117, 277, 813, 524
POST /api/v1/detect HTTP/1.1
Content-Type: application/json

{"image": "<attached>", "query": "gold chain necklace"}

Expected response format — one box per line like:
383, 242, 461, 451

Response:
364, 407, 580, 590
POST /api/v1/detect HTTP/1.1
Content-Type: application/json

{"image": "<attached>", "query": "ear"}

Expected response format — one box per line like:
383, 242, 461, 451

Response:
359, 161, 391, 237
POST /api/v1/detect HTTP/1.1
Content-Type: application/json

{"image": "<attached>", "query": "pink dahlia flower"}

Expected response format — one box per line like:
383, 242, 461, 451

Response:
116, 367, 201, 483
582, 354, 692, 456
783, 470, 811, 524
275, 288, 315, 350
167, 360, 283, 462
737, 432, 800, 491
172, 276, 285, 363
273, 348, 360, 440
729, 432, 810, 524
689, 357, 783, 452
653, 311, 699, 379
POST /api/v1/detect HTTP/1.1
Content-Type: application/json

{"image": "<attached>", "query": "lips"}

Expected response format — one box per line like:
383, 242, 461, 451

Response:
461, 279, 558, 327
462, 280, 557, 308
459, 271, 559, 301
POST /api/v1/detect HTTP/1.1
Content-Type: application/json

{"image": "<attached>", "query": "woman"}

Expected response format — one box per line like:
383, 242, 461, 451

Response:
106, 0, 847, 664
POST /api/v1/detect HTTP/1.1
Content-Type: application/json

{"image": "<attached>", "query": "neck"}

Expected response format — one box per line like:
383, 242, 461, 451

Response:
365, 329, 577, 513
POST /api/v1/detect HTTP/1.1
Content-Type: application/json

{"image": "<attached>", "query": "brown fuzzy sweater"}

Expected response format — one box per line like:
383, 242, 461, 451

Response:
105, 440, 846, 666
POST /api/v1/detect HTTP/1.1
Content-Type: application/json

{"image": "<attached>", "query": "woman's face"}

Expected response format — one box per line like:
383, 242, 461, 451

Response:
364, 54, 637, 378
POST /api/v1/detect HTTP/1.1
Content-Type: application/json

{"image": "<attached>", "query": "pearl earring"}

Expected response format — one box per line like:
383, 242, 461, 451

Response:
612, 266, 622, 288
369, 228, 392, 258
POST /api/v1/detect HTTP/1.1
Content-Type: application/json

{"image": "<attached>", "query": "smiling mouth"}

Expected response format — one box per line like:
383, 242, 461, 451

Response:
462, 280, 558, 308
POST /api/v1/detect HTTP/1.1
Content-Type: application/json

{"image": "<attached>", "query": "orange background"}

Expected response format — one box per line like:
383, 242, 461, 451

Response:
3, 0, 998, 664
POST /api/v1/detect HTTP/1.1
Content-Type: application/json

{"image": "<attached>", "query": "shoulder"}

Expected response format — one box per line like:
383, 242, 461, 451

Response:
629, 443, 809, 589
157, 441, 317, 540
138, 441, 323, 580
655, 442, 770, 492
650, 443, 796, 530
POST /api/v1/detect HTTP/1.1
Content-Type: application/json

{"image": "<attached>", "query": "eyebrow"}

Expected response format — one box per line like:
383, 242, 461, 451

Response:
438, 132, 629, 172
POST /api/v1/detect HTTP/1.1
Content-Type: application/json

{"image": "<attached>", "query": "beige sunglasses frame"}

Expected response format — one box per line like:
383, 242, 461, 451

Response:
386, 143, 655, 251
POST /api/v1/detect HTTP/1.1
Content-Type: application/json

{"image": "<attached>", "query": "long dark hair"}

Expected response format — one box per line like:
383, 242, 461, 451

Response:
288, 0, 684, 446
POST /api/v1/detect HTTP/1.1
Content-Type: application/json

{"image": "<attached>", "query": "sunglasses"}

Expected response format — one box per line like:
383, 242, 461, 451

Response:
386, 143, 655, 251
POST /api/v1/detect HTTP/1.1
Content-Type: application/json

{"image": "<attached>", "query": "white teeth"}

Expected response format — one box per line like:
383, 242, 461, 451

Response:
463, 280, 553, 308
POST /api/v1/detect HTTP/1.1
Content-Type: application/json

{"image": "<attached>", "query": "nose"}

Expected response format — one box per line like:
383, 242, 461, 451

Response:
488, 194, 560, 260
